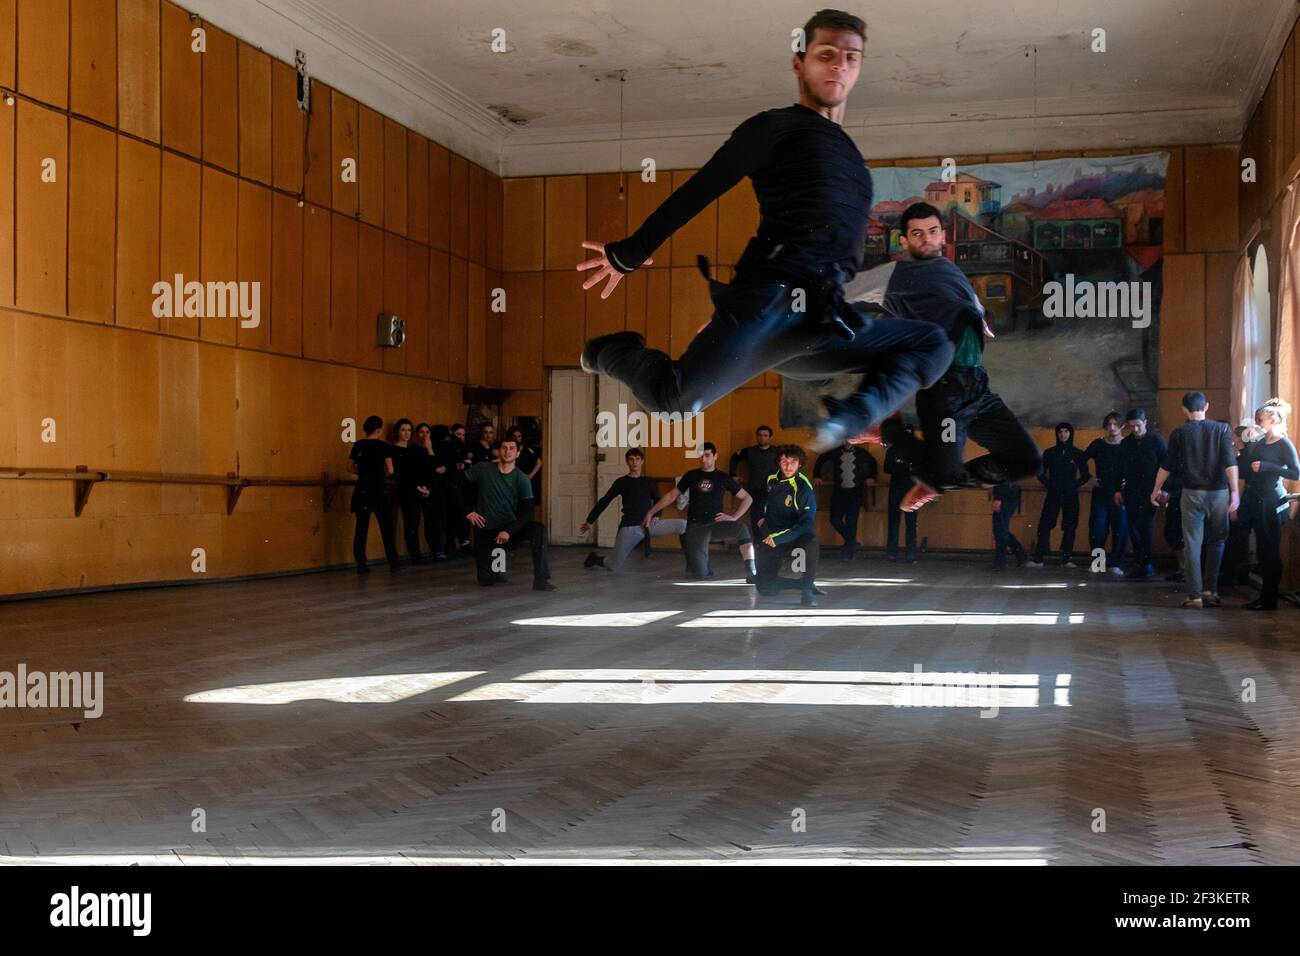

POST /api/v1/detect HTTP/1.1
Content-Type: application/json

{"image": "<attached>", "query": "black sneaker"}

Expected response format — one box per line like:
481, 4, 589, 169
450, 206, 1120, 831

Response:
494, 572, 508, 584
580, 331, 645, 374
1165, 570, 1185, 583
583, 552, 604, 569
356, 563, 371, 575
533, 581, 558, 592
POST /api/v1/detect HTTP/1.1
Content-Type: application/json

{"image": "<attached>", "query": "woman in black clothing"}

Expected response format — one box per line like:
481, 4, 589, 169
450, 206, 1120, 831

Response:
414, 423, 450, 560
439, 423, 474, 555
389, 418, 427, 563
1240, 398, 1299, 610
348, 415, 400, 572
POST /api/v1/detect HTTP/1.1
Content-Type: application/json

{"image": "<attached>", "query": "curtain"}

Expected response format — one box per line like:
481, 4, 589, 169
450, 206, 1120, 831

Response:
1231, 254, 1261, 426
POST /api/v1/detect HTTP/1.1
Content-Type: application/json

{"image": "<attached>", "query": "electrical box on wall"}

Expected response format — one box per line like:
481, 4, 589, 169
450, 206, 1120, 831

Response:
376, 313, 405, 347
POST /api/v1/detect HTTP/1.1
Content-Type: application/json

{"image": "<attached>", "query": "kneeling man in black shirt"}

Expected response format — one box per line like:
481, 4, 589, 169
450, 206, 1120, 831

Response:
644, 442, 756, 580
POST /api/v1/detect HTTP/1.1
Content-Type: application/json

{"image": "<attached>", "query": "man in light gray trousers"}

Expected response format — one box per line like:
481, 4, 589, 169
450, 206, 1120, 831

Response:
582, 448, 687, 571
1151, 391, 1239, 609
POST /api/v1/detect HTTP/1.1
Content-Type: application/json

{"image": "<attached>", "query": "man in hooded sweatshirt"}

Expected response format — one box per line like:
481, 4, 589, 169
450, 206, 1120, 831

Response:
1118, 408, 1167, 579
1028, 422, 1090, 567
858, 202, 1041, 513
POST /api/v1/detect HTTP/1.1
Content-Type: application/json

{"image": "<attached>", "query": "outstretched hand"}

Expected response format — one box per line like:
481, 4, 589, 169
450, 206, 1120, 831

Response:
577, 241, 652, 300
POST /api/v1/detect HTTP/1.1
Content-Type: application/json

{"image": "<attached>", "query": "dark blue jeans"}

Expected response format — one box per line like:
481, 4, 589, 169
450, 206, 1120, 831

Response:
1033, 488, 1080, 561
1089, 489, 1128, 566
587, 274, 953, 434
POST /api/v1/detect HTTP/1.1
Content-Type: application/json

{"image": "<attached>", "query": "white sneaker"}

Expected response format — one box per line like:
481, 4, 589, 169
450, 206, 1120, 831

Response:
1062, 560, 1077, 568
1025, 560, 1044, 568
1110, 566, 1125, 577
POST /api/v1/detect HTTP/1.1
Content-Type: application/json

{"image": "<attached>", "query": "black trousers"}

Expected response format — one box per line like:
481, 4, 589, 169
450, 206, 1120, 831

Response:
473, 522, 551, 586
419, 489, 447, 554
398, 492, 423, 561
1089, 489, 1128, 565
886, 481, 917, 555
682, 520, 753, 578
889, 366, 1041, 489
1125, 491, 1156, 568
1256, 506, 1286, 607
587, 275, 952, 433
353, 504, 400, 569
992, 511, 1025, 563
747, 491, 768, 536
829, 487, 864, 549
1033, 488, 1080, 560
756, 532, 820, 594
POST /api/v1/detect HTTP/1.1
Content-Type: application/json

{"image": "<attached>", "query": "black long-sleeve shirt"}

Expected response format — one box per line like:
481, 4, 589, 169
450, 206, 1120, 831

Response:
1242, 437, 1300, 513
885, 445, 914, 488
1162, 420, 1236, 491
1084, 438, 1126, 495
604, 104, 874, 284
1119, 432, 1168, 496
730, 445, 781, 494
586, 475, 659, 528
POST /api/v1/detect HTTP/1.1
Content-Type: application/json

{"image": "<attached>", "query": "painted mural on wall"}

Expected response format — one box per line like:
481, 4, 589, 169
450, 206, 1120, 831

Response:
782, 152, 1170, 429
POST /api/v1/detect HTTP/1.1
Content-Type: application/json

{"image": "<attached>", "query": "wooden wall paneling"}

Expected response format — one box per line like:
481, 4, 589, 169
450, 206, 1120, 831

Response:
70, 0, 116, 124
404, 238, 429, 377
496, 273, 538, 390
428, 249, 449, 380
300, 203, 330, 361
1267, 67, 1285, 202
542, 269, 584, 368
584, 272, 624, 340
642, 267, 671, 356
199, 165, 238, 344
157, 335, 201, 513
328, 212, 357, 364
270, 190, 303, 355
159, 150, 199, 337
0, 98, 13, 306
1159, 254, 1206, 388
270, 59, 303, 194
15, 101, 68, 316
467, 162, 486, 264
113, 132, 159, 330
447, 153, 468, 258
381, 232, 406, 374
467, 261, 485, 383
1184, 145, 1238, 253
0, 0, 15, 90
406, 131, 428, 244
428, 139, 449, 251
503, 176, 543, 270
116, 0, 159, 141
447, 255, 468, 382
302, 81, 331, 205
668, 168, 716, 267
1163, 147, 1185, 254
622, 267, 646, 340
586, 172, 625, 253
1204, 251, 1236, 392
717, 179, 758, 267
544, 175, 585, 271
1284, 30, 1296, 178
67, 118, 116, 323
486, 173, 502, 272
382, 117, 406, 235
200, 22, 237, 171
237, 42, 272, 184
330, 90, 358, 216
356, 223, 384, 369
236, 180, 271, 350
160, 0, 201, 157
669, 265, 710, 357
357, 105, 383, 226
486, 268, 501, 387
18, 0, 68, 109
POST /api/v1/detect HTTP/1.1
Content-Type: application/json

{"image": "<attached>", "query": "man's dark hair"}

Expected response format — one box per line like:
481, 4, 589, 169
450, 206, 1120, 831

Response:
702, 441, 718, 454
777, 444, 806, 466
626, 447, 645, 460
798, 9, 866, 60
362, 415, 383, 434
1182, 391, 1208, 412
495, 437, 517, 451
451, 422, 464, 433
1103, 411, 1123, 428
1125, 408, 1147, 422
756, 425, 773, 435
899, 201, 944, 236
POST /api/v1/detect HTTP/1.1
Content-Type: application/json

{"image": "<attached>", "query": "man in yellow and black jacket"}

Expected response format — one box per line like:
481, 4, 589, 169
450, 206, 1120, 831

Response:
755, 445, 822, 607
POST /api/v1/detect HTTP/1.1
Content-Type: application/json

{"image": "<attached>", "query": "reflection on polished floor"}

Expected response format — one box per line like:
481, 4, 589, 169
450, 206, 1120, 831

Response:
2, 550, 1297, 865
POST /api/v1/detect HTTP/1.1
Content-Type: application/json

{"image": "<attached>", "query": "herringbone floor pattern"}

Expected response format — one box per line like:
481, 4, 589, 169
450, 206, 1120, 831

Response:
2, 550, 1297, 865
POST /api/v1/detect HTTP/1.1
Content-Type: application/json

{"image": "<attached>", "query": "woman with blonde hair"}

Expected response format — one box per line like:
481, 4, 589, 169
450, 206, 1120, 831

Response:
1240, 398, 1299, 610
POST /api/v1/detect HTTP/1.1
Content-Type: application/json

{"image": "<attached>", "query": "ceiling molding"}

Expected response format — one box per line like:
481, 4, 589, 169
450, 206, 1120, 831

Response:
1239, 0, 1300, 130
181, 0, 509, 171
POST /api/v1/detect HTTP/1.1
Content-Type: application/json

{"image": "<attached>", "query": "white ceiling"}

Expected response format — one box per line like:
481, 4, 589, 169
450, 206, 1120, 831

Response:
189, 0, 1298, 175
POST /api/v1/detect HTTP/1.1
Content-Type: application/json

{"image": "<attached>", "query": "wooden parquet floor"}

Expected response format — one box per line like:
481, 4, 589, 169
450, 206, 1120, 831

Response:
2, 550, 1298, 865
